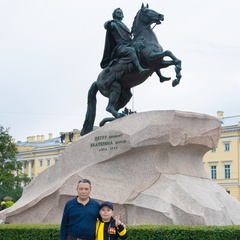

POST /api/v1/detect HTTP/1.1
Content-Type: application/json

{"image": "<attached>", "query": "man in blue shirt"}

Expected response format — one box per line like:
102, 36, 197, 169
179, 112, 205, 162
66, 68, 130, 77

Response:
60, 178, 100, 240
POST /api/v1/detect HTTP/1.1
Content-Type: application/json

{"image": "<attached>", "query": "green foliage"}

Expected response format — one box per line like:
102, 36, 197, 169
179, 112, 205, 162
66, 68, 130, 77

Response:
0, 224, 60, 240
9, 185, 24, 202
126, 225, 240, 240
0, 126, 30, 202
5, 201, 14, 208
0, 224, 240, 240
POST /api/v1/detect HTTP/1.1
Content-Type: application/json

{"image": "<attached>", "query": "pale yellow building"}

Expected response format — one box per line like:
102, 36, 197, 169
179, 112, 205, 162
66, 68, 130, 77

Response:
16, 129, 81, 181
203, 111, 240, 201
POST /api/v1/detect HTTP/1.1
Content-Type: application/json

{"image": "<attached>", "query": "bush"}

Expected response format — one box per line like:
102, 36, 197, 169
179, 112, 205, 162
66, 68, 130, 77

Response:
0, 224, 59, 240
0, 224, 240, 240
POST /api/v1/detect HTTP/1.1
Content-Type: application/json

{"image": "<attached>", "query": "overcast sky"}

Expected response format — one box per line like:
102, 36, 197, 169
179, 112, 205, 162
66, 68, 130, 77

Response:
1, 0, 240, 142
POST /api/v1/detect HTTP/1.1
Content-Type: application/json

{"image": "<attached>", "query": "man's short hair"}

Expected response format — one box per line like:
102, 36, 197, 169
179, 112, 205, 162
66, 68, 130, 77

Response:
78, 178, 91, 185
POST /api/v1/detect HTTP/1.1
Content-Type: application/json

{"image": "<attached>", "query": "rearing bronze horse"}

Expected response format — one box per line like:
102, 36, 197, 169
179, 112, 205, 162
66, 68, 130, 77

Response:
81, 4, 182, 136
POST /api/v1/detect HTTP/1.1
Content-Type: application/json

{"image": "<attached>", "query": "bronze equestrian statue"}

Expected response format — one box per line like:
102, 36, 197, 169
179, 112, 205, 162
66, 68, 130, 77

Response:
81, 4, 182, 136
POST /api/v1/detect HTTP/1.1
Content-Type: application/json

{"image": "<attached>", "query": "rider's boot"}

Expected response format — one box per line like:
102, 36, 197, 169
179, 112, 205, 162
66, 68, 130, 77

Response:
130, 49, 149, 74
136, 64, 149, 74
138, 66, 149, 74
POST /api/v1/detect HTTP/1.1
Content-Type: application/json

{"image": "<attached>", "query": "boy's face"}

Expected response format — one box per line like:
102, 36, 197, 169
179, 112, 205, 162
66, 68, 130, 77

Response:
99, 206, 113, 222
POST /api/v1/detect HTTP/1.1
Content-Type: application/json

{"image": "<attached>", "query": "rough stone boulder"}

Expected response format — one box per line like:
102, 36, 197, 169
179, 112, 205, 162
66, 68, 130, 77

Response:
1, 110, 240, 225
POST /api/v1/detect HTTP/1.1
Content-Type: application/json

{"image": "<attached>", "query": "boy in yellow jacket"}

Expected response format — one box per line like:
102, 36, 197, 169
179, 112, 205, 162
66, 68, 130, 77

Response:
96, 201, 128, 240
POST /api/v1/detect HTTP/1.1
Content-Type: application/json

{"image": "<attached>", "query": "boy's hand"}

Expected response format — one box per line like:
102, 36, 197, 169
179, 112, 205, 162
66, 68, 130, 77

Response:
115, 215, 126, 227
115, 215, 121, 226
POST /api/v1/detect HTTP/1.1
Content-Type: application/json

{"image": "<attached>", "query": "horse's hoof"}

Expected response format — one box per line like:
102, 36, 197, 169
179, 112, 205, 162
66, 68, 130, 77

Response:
172, 79, 179, 87
99, 117, 115, 127
160, 76, 171, 83
117, 113, 125, 118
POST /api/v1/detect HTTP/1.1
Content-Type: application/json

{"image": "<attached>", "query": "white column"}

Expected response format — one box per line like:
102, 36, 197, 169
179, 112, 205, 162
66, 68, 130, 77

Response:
22, 163, 24, 174
28, 160, 32, 178
21, 162, 25, 187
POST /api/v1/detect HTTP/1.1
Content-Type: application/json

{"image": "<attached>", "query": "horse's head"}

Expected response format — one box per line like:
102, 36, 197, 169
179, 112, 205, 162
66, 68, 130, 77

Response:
132, 4, 164, 36
141, 3, 164, 25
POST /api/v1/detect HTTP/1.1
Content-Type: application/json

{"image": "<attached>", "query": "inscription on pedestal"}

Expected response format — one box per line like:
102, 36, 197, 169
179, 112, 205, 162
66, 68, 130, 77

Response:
90, 134, 127, 151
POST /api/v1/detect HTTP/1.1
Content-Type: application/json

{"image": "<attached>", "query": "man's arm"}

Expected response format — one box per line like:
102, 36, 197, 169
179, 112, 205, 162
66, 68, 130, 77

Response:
60, 204, 69, 240
104, 20, 115, 30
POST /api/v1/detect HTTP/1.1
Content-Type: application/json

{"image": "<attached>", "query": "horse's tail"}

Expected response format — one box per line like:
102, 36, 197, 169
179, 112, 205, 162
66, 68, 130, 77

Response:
80, 81, 98, 136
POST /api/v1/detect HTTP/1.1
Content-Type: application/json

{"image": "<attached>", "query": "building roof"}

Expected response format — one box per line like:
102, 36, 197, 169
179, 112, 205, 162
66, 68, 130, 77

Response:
17, 137, 61, 148
219, 115, 240, 127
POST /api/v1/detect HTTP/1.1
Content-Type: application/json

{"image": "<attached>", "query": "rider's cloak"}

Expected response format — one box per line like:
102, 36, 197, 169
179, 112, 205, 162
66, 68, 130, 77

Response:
100, 20, 132, 69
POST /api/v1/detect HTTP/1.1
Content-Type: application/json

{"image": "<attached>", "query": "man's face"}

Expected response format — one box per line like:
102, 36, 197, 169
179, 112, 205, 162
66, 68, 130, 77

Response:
76, 182, 91, 201
115, 9, 124, 20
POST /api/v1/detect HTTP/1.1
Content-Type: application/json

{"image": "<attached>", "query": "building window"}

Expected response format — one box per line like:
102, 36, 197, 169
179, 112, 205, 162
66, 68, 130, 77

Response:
47, 159, 50, 167
210, 165, 217, 179
211, 148, 216, 153
224, 164, 231, 179
224, 143, 230, 152
39, 160, 43, 167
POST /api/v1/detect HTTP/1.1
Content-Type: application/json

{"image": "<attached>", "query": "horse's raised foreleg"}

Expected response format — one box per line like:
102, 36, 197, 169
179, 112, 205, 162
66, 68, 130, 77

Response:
150, 50, 182, 87
172, 61, 182, 87
150, 50, 180, 64
155, 69, 171, 83
163, 51, 182, 87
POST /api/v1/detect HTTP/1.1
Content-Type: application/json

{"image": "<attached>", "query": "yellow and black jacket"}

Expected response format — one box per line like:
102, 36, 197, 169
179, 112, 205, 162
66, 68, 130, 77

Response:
96, 217, 128, 240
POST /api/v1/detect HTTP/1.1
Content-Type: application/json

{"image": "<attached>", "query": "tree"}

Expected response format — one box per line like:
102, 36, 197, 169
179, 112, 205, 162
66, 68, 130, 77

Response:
0, 126, 30, 202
